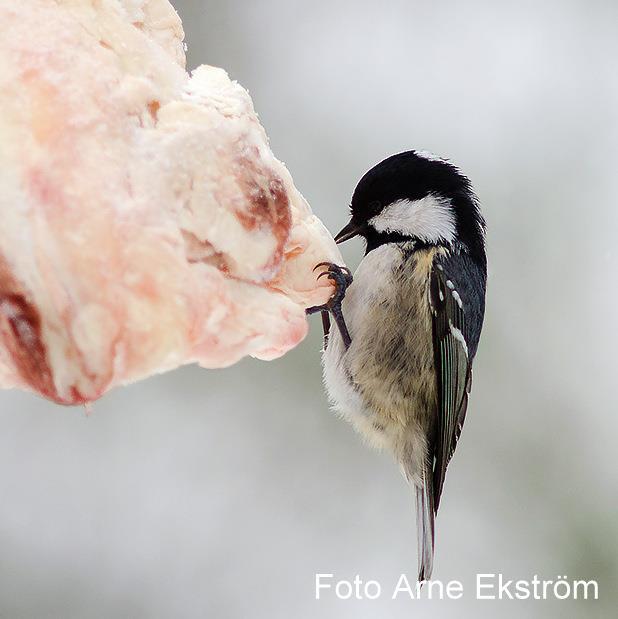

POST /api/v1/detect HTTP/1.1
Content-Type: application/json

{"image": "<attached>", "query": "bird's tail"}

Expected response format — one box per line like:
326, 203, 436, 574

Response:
415, 469, 435, 582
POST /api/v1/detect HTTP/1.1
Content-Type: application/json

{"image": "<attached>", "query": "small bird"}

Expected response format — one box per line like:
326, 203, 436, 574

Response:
307, 150, 487, 581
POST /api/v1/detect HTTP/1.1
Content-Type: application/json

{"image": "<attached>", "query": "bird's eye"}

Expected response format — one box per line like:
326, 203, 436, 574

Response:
368, 200, 381, 213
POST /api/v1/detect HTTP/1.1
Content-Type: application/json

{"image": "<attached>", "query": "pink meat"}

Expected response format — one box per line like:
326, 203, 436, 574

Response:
0, 0, 341, 404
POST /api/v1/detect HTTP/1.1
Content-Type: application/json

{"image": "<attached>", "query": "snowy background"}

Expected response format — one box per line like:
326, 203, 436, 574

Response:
1, 0, 617, 617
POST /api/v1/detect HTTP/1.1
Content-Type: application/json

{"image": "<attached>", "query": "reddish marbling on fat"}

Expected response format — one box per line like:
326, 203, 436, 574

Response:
0, 0, 341, 404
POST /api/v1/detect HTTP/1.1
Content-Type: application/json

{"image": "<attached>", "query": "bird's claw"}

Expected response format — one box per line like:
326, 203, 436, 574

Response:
306, 262, 353, 349
306, 263, 353, 314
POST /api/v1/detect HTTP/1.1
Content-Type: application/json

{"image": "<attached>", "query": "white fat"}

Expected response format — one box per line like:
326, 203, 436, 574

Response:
368, 194, 456, 244
0, 300, 35, 346
448, 321, 469, 357
446, 280, 454, 289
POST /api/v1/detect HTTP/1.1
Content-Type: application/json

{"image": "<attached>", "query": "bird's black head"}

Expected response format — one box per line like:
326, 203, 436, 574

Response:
335, 151, 486, 260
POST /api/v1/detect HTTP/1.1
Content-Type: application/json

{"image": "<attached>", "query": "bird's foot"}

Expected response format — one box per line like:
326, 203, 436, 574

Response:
306, 263, 353, 349
306, 262, 353, 316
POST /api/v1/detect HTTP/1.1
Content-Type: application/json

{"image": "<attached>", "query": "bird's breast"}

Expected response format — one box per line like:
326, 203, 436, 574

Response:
322, 243, 439, 450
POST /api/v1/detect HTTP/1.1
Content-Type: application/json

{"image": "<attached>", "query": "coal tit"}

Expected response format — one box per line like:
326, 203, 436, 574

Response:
308, 150, 487, 580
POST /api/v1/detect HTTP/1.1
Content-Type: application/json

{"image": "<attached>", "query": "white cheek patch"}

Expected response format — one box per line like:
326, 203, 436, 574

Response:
368, 194, 456, 244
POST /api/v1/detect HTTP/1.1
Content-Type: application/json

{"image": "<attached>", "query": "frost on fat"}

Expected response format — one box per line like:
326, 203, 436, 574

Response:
0, 0, 341, 404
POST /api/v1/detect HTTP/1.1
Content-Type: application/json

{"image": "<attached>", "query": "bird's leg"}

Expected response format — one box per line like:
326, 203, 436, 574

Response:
319, 311, 331, 350
306, 263, 353, 349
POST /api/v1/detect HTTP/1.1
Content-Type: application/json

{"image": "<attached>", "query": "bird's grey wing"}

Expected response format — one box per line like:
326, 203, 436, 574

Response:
429, 251, 486, 511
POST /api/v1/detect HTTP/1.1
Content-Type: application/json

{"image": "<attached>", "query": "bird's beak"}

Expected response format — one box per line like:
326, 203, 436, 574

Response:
334, 220, 364, 244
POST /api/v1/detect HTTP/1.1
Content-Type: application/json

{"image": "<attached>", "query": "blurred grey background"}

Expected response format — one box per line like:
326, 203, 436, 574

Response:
1, 0, 617, 617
